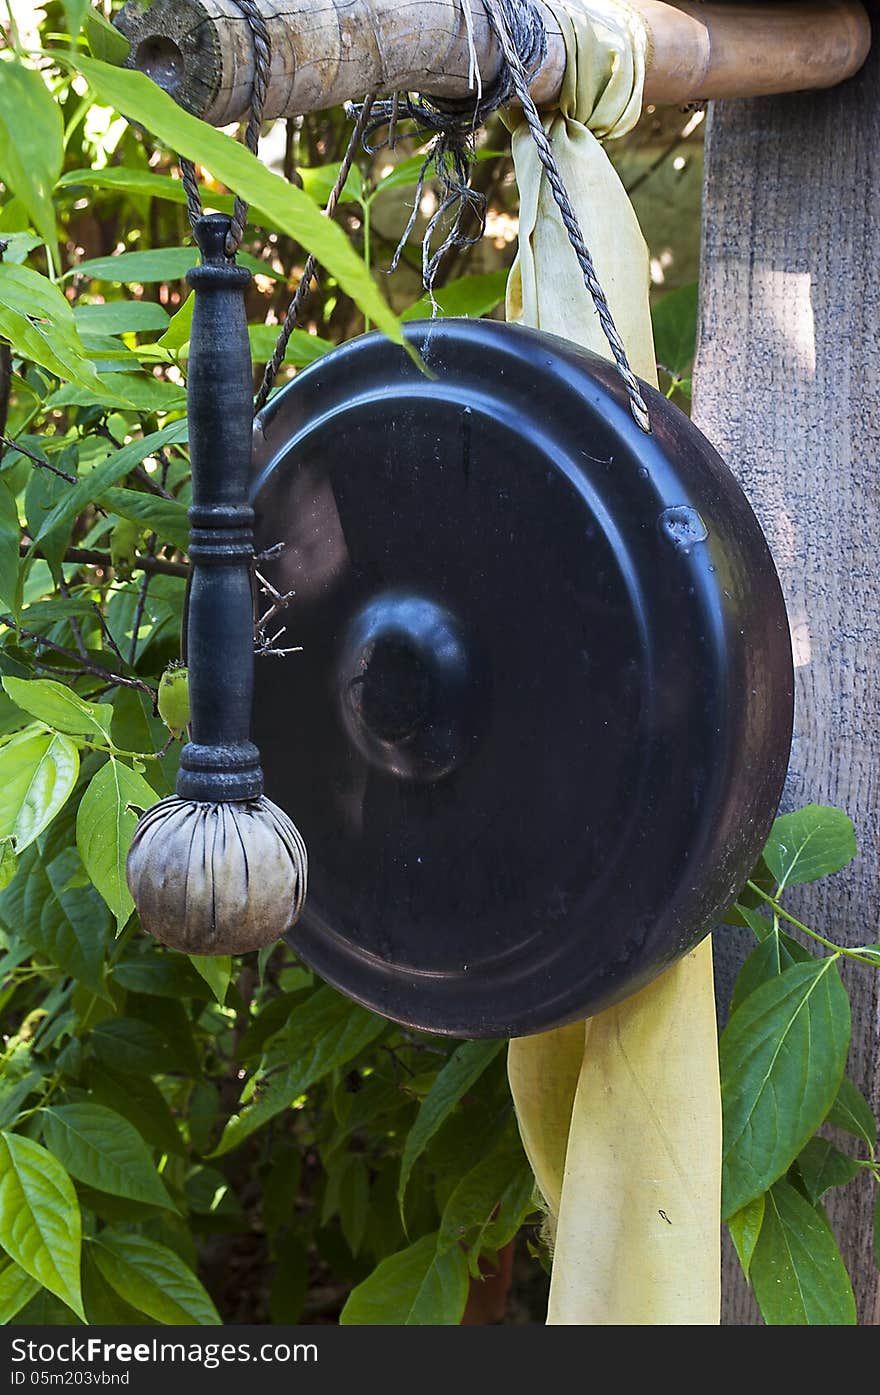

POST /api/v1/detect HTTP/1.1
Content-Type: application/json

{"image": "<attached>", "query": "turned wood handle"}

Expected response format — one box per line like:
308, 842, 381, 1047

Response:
116, 0, 871, 127
178, 213, 263, 804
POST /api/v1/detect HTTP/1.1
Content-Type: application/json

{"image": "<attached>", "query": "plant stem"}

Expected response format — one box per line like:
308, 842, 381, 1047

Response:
746, 881, 880, 967
16, 541, 188, 579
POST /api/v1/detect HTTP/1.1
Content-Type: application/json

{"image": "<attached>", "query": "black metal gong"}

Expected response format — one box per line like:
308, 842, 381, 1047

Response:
250, 319, 793, 1038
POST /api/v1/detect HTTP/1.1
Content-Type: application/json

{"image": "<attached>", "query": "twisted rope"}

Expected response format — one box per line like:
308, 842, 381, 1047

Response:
480, 0, 651, 431
180, 0, 272, 257
176, 0, 648, 430
255, 96, 377, 412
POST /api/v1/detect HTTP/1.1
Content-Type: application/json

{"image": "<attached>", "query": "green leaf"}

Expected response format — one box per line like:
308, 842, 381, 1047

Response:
88, 1231, 220, 1325
11, 1288, 82, 1325
0, 232, 43, 265
84, 7, 131, 64
0, 265, 132, 403
402, 270, 509, 323
763, 805, 857, 891
721, 958, 851, 1217
398, 1040, 504, 1218
0, 837, 17, 892
727, 1194, 764, 1280
796, 1137, 861, 1203
0, 60, 63, 273
74, 302, 170, 337
42, 1104, 175, 1211
269, 1233, 308, 1325
90, 1017, 183, 1076
827, 1077, 877, 1147
81, 1247, 151, 1326
0, 1131, 84, 1318
340, 1233, 468, 1326
24, 452, 76, 577
100, 487, 189, 551
67, 55, 403, 349
61, 0, 89, 40
247, 324, 333, 368
0, 841, 111, 998
0, 1256, 40, 1325
112, 951, 208, 1000
60, 166, 232, 211
32, 420, 188, 546
46, 374, 186, 415
190, 955, 232, 1005
85, 1064, 184, 1158
0, 477, 19, 617
0, 726, 79, 853
729, 925, 812, 1016
338, 1157, 370, 1257
437, 1131, 528, 1255
76, 759, 158, 930
2, 677, 113, 742
750, 1180, 856, 1324
874, 1189, 880, 1272
651, 282, 699, 378
299, 161, 364, 207
157, 294, 194, 352
213, 989, 386, 1155
73, 247, 196, 284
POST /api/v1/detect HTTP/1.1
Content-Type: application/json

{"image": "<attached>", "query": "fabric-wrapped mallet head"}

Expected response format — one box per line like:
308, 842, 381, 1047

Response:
126, 213, 307, 956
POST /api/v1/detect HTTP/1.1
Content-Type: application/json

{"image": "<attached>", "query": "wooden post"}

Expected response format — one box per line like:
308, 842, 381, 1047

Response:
694, 7, 880, 1324
116, 0, 871, 125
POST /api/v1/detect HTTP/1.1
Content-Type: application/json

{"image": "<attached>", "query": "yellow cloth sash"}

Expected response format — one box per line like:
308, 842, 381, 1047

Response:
503, 0, 722, 1325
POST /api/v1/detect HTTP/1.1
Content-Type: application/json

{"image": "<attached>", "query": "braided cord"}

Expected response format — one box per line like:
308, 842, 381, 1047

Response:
255, 96, 377, 412
180, 0, 272, 258
481, 0, 651, 432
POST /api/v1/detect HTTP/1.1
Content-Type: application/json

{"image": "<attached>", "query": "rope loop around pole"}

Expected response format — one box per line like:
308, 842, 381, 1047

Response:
175, 0, 649, 430
480, 0, 651, 432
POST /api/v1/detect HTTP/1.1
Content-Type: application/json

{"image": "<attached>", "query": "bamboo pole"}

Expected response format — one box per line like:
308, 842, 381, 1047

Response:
116, 0, 871, 127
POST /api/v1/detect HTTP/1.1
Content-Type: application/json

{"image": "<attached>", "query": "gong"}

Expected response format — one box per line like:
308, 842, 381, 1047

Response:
250, 319, 793, 1038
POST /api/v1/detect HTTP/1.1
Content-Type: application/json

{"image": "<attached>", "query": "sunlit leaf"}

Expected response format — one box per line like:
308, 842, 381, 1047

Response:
0, 59, 63, 272
0, 1131, 84, 1319
76, 759, 159, 930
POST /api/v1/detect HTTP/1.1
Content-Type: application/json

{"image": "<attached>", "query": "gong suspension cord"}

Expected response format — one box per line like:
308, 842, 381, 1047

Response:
254, 98, 376, 413
179, 0, 271, 256
481, 0, 651, 432
175, 0, 649, 431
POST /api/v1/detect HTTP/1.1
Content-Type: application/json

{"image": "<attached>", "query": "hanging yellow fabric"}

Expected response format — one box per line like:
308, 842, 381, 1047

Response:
503, 0, 722, 1325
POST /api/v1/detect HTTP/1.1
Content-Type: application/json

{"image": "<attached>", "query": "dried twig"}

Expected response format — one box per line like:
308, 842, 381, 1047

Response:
254, 566, 302, 659
2, 621, 158, 700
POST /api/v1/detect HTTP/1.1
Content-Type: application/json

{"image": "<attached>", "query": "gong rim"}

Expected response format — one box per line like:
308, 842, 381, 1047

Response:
250, 319, 793, 1038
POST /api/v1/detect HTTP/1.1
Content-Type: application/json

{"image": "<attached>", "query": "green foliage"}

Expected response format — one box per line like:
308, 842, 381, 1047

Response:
721, 804, 880, 1324
0, 10, 874, 1332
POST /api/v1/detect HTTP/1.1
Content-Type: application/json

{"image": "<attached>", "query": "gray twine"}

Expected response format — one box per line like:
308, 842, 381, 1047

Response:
175, 0, 649, 430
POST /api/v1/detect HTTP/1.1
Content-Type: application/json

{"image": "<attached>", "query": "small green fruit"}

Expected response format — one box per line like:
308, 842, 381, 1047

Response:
158, 663, 190, 741
110, 517, 142, 581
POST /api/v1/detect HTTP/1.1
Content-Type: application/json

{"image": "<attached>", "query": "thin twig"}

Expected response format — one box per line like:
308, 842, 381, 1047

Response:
89, 599, 128, 671
57, 575, 88, 661
128, 535, 157, 667
254, 566, 301, 657
129, 448, 171, 665
2, 621, 157, 699
18, 541, 188, 580
130, 464, 177, 502
0, 435, 78, 485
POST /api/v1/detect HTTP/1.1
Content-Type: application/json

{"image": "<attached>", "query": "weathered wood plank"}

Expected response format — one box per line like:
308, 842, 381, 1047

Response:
116, 0, 870, 126
695, 10, 880, 1324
